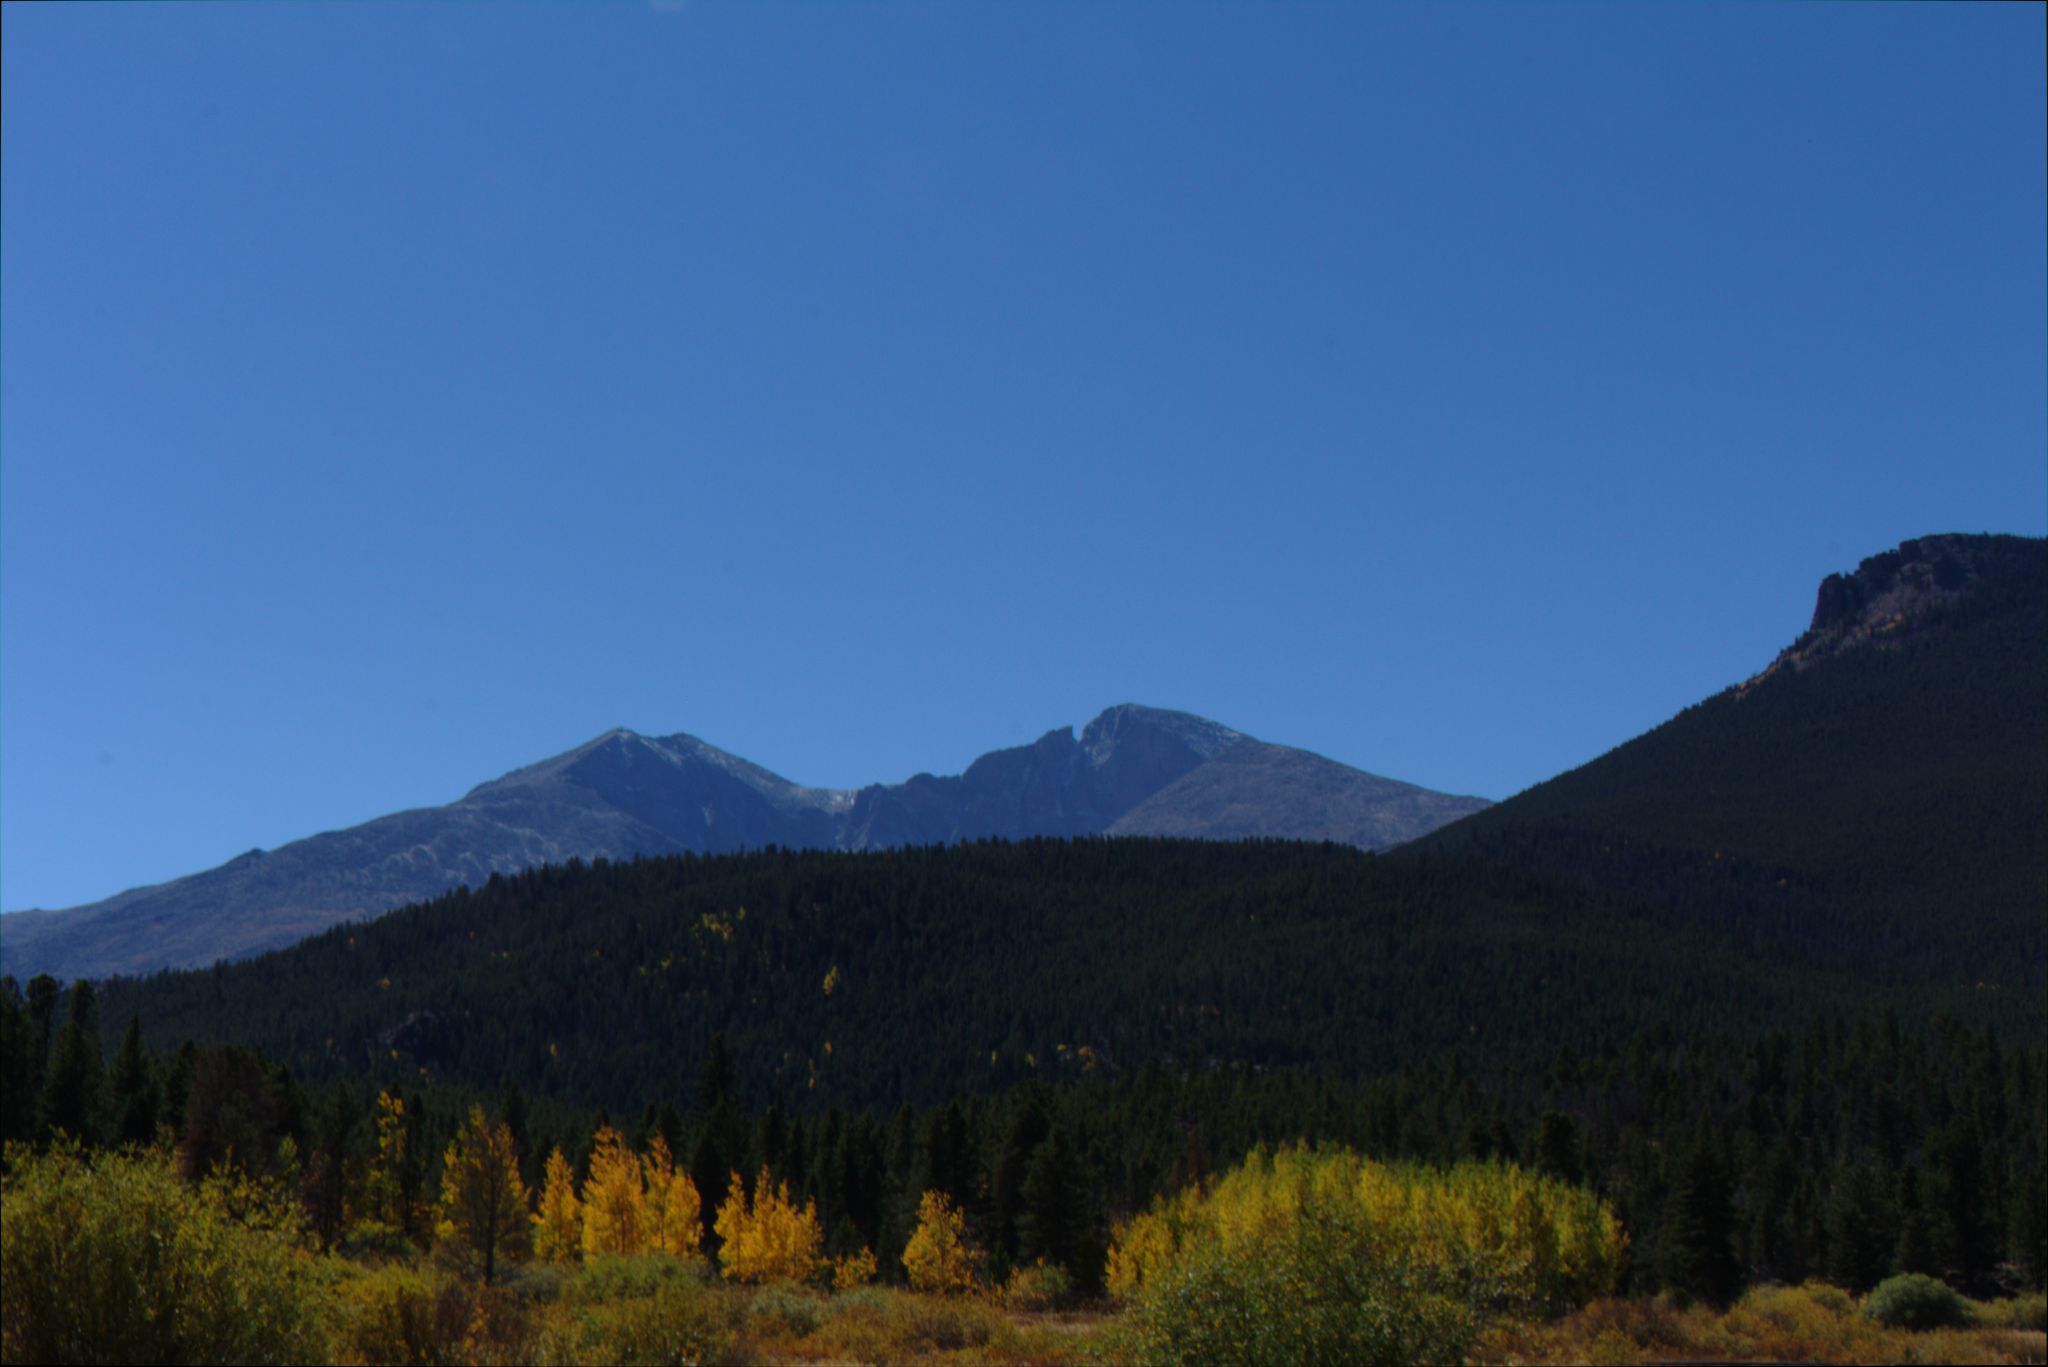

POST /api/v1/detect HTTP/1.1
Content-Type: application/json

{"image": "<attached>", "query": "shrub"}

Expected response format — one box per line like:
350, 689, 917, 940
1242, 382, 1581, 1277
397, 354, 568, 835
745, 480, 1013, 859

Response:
744, 1283, 828, 1339
1120, 1199, 1487, 1367
1, 1140, 325, 1365
1970, 1292, 2047, 1330
800, 1287, 1007, 1361
829, 1244, 878, 1290
1108, 1144, 1630, 1367
576, 1253, 714, 1301
1001, 1258, 1077, 1311
1796, 1280, 1857, 1316
577, 1278, 737, 1360
330, 1263, 475, 1366
1863, 1273, 1973, 1330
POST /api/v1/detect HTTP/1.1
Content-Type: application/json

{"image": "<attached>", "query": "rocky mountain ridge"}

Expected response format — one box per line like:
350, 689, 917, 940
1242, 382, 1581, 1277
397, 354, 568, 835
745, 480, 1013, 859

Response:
1747, 532, 2040, 687
0, 704, 1489, 981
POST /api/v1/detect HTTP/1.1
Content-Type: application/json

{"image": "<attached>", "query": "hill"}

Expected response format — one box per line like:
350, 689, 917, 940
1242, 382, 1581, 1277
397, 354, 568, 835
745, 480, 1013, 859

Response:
0, 705, 1488, 981
1414, 532, 2047, 988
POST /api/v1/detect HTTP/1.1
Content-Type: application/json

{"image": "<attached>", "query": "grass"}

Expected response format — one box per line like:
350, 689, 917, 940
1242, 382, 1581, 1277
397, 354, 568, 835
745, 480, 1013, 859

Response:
1478, 1282, 2048, 1367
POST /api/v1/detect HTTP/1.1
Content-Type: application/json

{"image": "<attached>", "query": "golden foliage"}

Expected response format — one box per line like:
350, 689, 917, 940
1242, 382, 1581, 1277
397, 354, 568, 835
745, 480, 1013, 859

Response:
830, 1245, 879, 1290
581, 1125, 647, 1258
641, 1134, 704, 1259
434, 1105, 530, 1283
1105, 1143, 1628, 1312
901, 1188, 980, 1294
713, 1168, 823, 1284
532, 1147, 583, 1263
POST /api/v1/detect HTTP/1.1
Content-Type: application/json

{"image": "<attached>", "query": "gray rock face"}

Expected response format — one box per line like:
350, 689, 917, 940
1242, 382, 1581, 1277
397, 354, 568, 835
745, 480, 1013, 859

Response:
1751, 533, 2041, 685
0, 704, 1488, 981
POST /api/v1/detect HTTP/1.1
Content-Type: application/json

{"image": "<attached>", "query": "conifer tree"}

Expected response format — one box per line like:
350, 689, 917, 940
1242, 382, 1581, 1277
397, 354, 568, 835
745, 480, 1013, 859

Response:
1825, 1162, 1893, 1292
1019, 1128, 1091, 1282
42, 981, 103, 1144
1662, 1131, 1740, 1306
437, 1104, 530, 1284
1893, 1166, 1937, 1276
1533, 1111, 1584, 1187
106, 1016, 158, 1147
0, 978, 36, 1144
363, 1091, 426, 1238
300, 1081, 359, 1251
2011, 1166, 2047, 1292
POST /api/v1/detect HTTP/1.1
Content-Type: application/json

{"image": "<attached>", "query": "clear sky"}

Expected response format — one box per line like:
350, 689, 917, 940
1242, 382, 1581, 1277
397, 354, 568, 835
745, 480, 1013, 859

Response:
3, 2, 2042, 913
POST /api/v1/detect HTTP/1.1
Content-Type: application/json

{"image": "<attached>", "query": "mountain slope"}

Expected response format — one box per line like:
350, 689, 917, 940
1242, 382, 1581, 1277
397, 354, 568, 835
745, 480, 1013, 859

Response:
1414, 532, 2047, 983
1, 706, 1487, 981
73, 531, 2048, 1120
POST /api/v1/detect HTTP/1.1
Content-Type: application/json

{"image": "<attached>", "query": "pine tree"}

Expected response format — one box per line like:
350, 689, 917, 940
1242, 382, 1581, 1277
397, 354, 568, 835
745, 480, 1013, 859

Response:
106, 1016, 158, 1147
1825, 1163, 1894, 1293
1893, 1166, 1937, 1276
2009, 1163, 2046, 1292
1533, 1111, 1584, 1187
437, 1105, 531, 1284
1662, 1131, 1740, 1306
301, 1081, 359, 1251
363, 1091, 425, 1237
0, 978, 40, 1142
42, 981, 103, 1144
1018, 1128, 1090, 1282
1929, 1114, 1997, 1292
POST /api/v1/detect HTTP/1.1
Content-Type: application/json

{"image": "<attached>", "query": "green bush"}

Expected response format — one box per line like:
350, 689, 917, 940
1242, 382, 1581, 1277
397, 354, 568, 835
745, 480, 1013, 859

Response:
1001, 1258, 1077, 1310
1, 1140, 326, 1366
1121, 1202, 1487, 1367
1795, 1280, 1856, 1316
744, 1283, 828, 1338
577, 1278, 737, 1360
1861, 1273, 1973, 1331
330, 1264, 475, 1366
575, 1253, 712, 1300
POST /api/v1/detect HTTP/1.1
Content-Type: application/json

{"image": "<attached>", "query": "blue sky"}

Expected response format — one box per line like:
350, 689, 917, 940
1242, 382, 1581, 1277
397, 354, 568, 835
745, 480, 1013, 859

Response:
3, 2, 2042, 913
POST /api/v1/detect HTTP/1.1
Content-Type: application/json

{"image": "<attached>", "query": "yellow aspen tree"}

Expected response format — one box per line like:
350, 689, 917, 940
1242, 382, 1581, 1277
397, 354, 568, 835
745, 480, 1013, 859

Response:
714, 1168, 822, 1283
532, 1147, 583, 1262
831, 1245, 878, 1289
435, 1105, 531, 1284
902, 1189, 979, 1293
641, 1133, 703, 1258
580, 1125, 647, 1258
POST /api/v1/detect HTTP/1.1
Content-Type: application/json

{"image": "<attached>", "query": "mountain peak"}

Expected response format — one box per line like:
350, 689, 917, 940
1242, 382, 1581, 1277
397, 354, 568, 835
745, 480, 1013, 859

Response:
1754, 533, 2044, 683
1080, 703, 1245, 764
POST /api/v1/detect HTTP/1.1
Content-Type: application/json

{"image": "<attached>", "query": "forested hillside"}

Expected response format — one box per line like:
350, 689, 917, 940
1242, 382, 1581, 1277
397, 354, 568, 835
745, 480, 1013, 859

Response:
86, 838, 2039, 1118
1419, 533, 2046, 987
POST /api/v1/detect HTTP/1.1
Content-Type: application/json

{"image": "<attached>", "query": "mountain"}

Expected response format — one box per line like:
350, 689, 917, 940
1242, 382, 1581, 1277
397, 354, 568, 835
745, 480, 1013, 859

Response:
84, 530, 2048, 1114
0, 704, 1488, 982
1414, 532, 2047, 985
